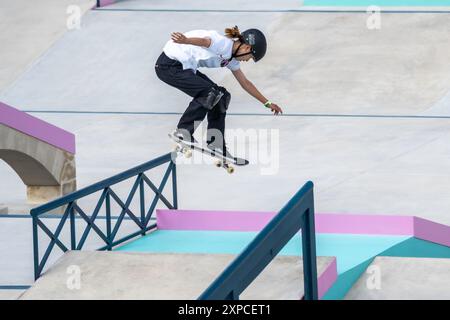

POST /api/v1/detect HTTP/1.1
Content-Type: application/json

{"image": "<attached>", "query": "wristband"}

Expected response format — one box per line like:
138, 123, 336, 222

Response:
264, 101, 272, 108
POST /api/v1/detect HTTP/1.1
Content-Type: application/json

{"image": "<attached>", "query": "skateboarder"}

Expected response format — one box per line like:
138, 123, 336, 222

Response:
155, 26, 283, 157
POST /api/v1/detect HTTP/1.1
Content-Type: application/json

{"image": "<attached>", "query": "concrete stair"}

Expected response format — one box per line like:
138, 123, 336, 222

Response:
20, 251, 336, 300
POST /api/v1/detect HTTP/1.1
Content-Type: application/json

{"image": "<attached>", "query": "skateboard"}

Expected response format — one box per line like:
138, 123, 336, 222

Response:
169, 133, 249, 174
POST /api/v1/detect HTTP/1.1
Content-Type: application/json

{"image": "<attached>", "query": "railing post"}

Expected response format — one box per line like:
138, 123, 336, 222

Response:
172, 162, 178, 209
32, 215, 40, 280
139, 174, 146, 235
105, 189, 112, 251
70, 202, 76, 250
301, 207, 318, 300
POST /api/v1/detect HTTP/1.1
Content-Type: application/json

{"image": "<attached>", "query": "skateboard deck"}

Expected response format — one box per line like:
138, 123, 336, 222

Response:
169, 133, 249, 173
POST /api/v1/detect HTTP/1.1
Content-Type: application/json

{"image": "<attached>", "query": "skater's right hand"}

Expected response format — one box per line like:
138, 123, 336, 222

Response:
268, 103, 283, 115
171, 32, 189, 44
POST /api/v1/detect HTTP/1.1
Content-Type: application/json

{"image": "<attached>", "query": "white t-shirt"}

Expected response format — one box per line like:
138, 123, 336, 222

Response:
163, 30, 241, 73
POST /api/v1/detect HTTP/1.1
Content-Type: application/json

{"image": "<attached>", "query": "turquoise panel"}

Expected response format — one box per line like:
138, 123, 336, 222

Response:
321, 258, 374, 300
380, 237, 450, 258
116, 230, 409, 274
323, 237, 450, 299
294, 233, 410, 273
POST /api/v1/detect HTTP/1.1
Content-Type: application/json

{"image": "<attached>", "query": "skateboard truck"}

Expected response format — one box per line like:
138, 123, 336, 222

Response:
214, 160, 235, 174
173, 144, 192, 158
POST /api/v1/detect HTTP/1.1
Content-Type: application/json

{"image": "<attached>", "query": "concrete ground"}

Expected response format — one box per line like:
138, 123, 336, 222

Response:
0, 289, 25, 300
345, 256, 450, 299
1, 0, 450, 297
0, 0, 95, 92
20, 250, 335, 299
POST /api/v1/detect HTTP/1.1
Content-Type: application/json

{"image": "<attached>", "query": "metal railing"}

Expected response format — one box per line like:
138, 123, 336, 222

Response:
31, 153, 177, 280
198, 181, 318, 300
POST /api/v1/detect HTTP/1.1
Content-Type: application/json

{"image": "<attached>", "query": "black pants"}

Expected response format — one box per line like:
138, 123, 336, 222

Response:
155, 52, 229, 145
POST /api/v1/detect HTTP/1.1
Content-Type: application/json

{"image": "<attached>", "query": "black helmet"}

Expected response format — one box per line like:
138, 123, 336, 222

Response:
241, 29, 267, 62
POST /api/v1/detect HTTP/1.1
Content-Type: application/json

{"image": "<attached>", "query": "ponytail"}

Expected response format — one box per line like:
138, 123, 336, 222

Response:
225, 26, 243, 41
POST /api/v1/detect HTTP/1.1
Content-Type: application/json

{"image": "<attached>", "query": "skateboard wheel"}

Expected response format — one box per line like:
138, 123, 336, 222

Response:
226, 166, 235, 174
215, 160, 222, 167
184, 149, 192, 158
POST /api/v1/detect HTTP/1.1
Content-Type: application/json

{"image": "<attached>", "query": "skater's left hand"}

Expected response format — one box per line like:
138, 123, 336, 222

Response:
268, 103, 283, 115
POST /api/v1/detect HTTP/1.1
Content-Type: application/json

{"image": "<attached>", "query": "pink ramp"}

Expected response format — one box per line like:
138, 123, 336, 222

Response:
318, 257, 338, 299
156, 209, 413, 234
0, 102, 75, 154
156, 209, 276, 232
315, 213, 414, 235
414, 217, 450, 247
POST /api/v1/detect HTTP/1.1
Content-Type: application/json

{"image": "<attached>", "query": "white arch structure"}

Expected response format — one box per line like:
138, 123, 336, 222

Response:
0, 102, 76, 205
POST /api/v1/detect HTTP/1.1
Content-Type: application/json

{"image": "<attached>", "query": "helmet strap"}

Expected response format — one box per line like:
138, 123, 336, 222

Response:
231, 42, 253, 60
231, 42, 244, 58
233, 51, 253, 58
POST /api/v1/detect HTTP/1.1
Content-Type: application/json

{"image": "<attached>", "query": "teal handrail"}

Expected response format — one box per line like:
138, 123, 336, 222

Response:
31, 153, 177, 279
198, 181, 318, 300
